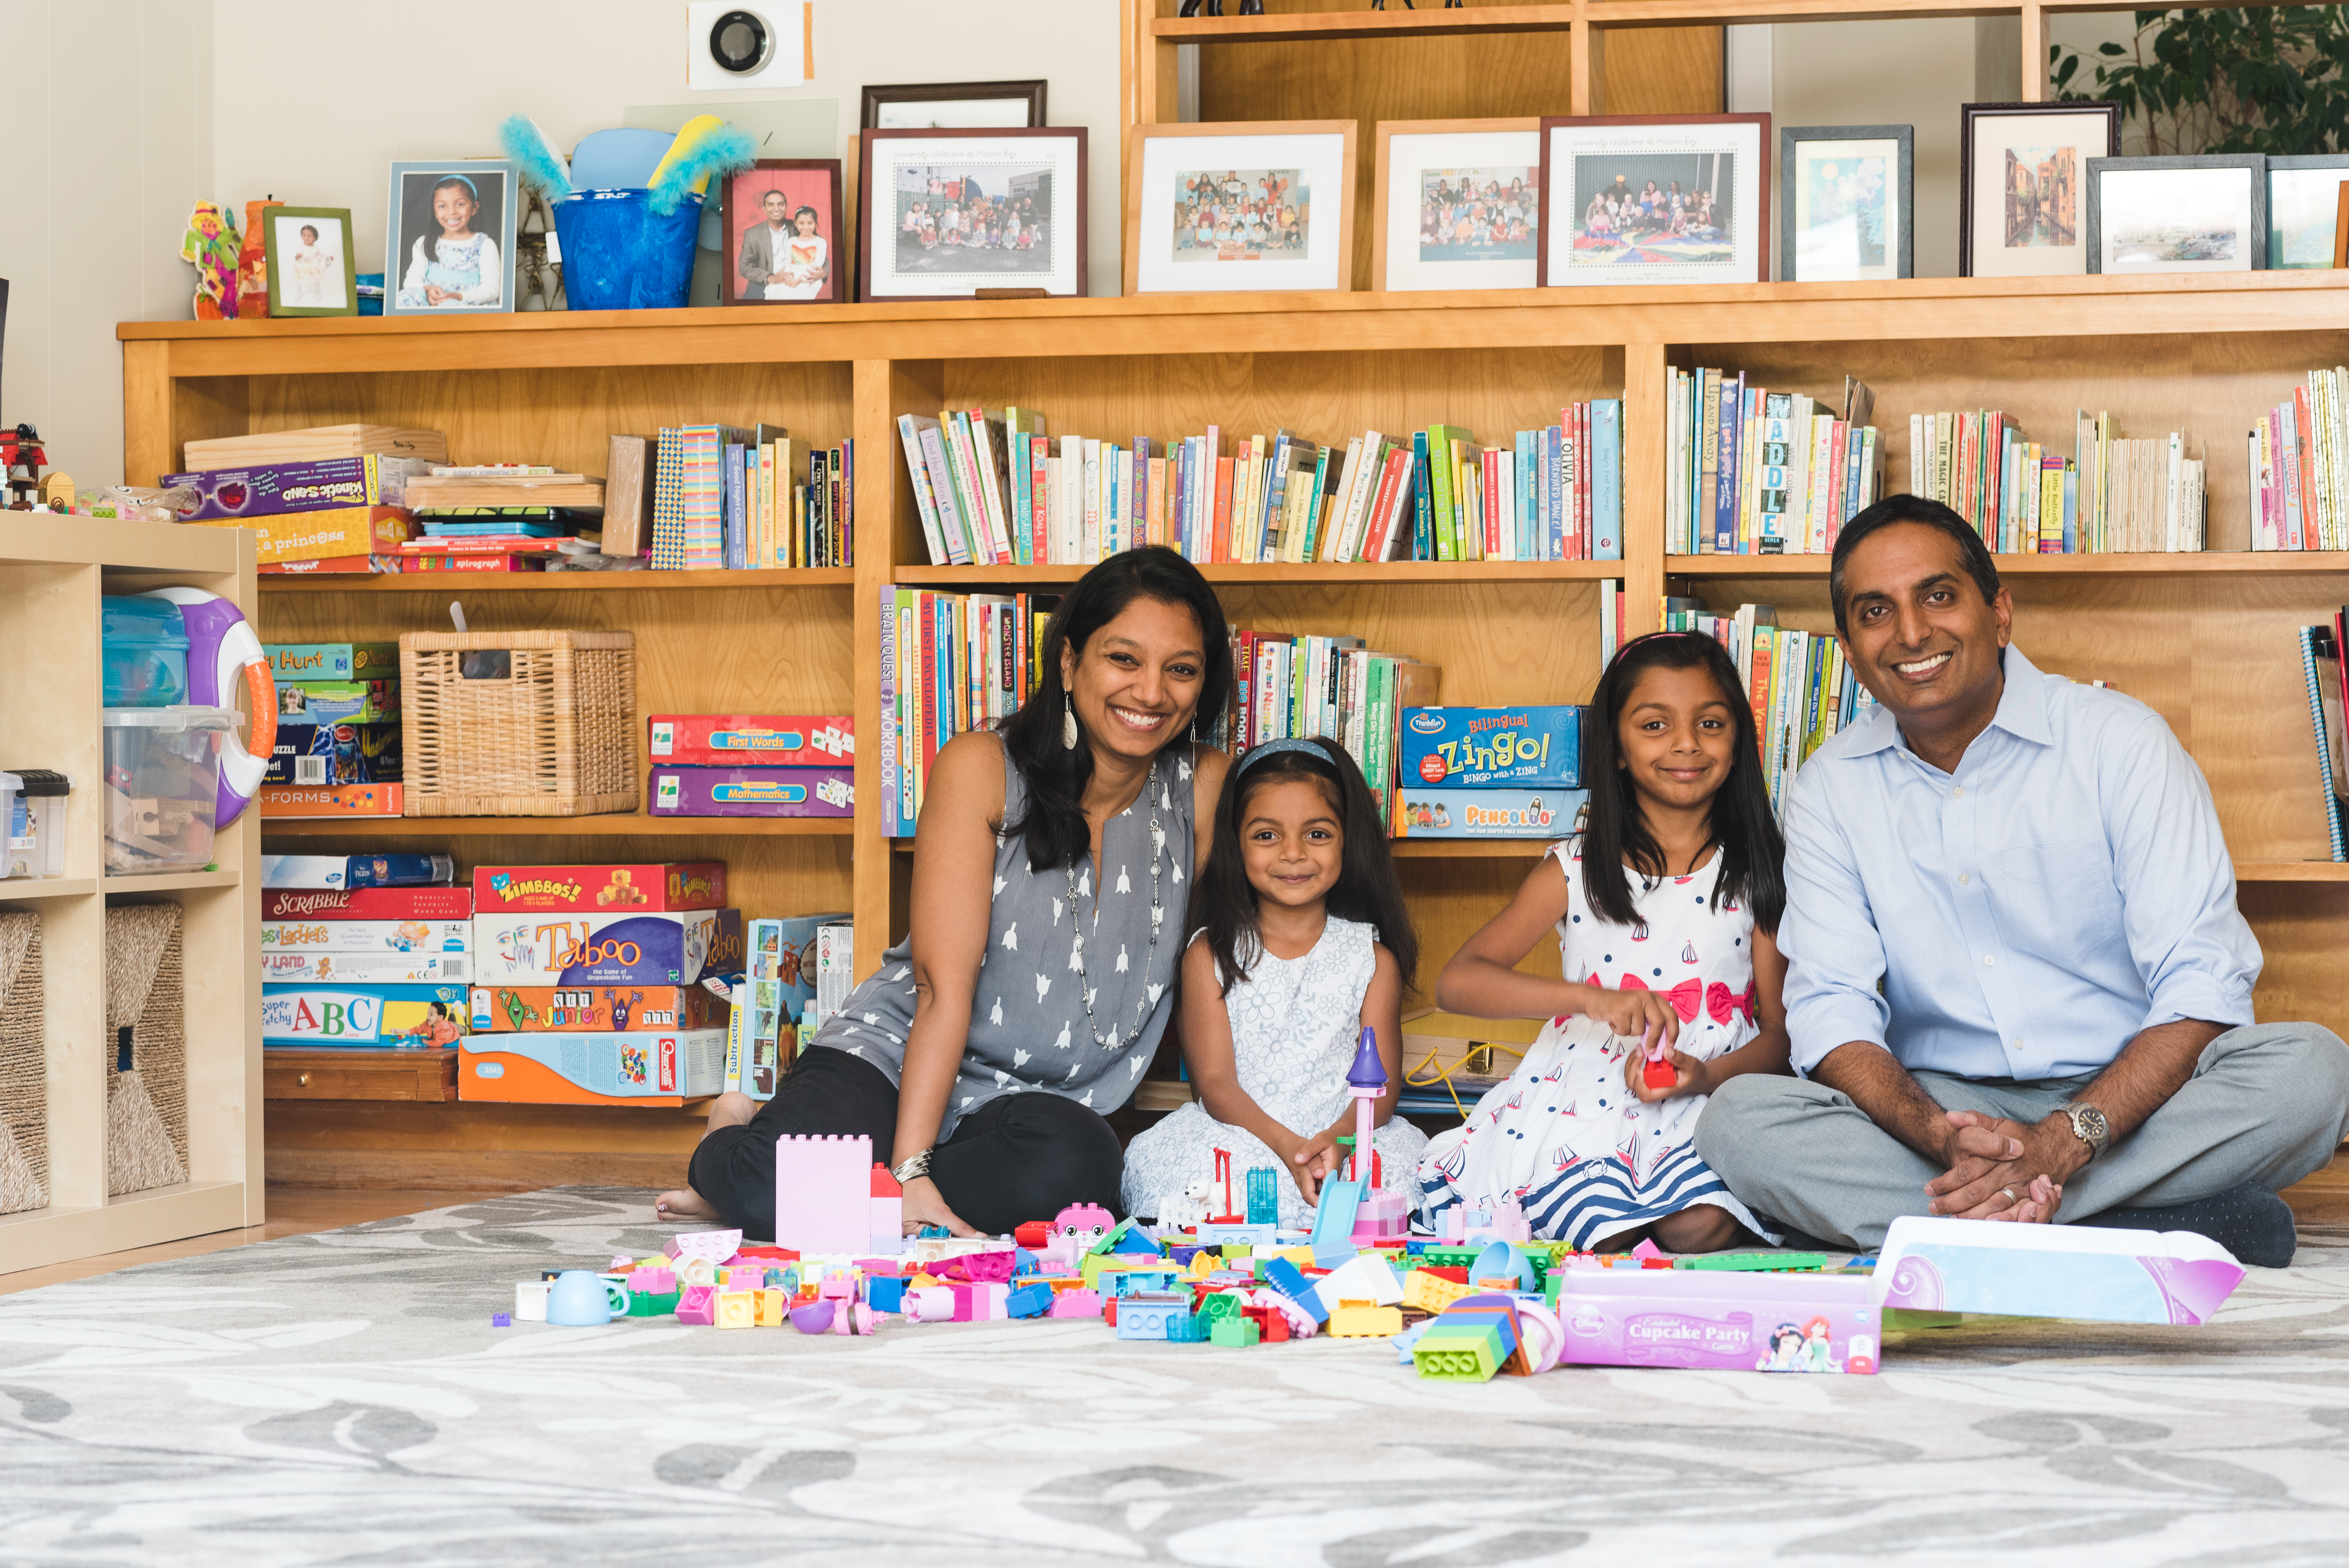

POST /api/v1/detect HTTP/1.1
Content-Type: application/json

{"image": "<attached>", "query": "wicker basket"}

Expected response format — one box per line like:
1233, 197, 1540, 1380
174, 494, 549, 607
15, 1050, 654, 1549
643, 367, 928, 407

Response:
105, 904, 189, 1197
0, 912, 46, 1214
399, 630, 637, 817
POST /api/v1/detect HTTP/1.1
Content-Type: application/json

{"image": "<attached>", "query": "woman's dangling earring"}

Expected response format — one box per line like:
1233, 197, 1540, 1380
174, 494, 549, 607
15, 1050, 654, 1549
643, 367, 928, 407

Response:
1062, 696, 1078, 751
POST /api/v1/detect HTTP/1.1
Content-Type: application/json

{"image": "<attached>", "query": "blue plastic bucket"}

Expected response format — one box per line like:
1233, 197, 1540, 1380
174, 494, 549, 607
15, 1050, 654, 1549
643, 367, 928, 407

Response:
552, 188, 703, 310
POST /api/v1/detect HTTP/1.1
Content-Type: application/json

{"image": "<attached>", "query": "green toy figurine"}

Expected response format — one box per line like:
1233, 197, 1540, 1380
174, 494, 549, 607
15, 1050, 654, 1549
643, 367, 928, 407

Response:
181, 202, 241, 320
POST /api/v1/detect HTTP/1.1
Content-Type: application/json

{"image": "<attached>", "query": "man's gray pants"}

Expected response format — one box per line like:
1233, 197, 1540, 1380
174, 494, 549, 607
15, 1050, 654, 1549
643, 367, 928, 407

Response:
1692, 1021, 2349, 1252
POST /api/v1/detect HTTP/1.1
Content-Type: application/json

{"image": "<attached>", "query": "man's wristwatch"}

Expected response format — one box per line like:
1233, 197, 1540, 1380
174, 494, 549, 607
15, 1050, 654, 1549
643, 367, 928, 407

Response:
2058, 1103, 2109, 1161
890, 1148, 935, 1185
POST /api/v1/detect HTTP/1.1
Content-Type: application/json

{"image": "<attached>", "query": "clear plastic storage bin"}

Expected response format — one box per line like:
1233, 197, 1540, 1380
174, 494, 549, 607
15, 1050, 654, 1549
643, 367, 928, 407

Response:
101, 596, 190, 707
103, 708, 232, 875
1, 770, 69, 879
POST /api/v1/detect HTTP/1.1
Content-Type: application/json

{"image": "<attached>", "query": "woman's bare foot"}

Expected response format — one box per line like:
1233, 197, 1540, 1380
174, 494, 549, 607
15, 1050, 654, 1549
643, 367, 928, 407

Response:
653, 1094, 761, 1222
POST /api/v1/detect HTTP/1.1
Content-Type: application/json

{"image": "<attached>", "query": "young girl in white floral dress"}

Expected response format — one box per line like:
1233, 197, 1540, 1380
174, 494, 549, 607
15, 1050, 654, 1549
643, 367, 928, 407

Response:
1122, 738, 1425, 1229
1418, 632, 1792, 1253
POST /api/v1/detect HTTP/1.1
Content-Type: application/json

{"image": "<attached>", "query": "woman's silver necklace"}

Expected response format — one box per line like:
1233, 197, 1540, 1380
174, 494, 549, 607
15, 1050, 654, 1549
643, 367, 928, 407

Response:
1065, 757, 1163, 1052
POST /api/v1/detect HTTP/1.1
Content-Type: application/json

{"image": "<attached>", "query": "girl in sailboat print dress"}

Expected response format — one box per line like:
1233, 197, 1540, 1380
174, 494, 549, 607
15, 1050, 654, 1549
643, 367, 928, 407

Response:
1418, 632, 1792, 1253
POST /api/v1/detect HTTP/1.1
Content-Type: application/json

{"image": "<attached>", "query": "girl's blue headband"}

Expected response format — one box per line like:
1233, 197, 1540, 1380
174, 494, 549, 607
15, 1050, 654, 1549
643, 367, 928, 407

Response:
436, 174, 479, 200
1235, 737, 1334, 777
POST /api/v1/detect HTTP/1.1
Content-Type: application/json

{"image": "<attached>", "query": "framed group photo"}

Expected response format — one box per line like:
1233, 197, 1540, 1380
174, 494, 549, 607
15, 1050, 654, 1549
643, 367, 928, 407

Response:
1128, 121, 1356, 295
1537, 114, 1770, 287
722, 160, 844, 304
262, 205, 358, 316
2266, 154, 2349, 269
384, 160, 517, 316
2086, 154, 2265, 275
1958, 101, 2120, 278
860, 79, 1047, 130
1373, 118, 1542, 292
1779, 126, 1912, 282
857, 127, 1087, 301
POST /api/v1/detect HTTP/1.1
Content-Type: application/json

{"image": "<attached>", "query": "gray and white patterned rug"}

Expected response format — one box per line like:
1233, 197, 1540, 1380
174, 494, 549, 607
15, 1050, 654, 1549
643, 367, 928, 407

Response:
4, 1188, 2347, 1567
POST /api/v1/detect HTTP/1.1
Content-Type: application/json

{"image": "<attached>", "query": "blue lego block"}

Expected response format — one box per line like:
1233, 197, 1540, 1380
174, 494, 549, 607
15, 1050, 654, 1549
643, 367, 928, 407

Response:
1111, 1226, 1161, 1256
1109, 1267, 1181, 1298
866, 1276, 907, 1314
1114, 1295, 1187, 1340
1263, 1257, 1330, 1323
1246, 1166, 1280, 1225
1005, 1282, 1053, 1319
1013, 1247, 1040, 1275
1310, 1177, 1363, 1267
1165, 1310, 1212, 1343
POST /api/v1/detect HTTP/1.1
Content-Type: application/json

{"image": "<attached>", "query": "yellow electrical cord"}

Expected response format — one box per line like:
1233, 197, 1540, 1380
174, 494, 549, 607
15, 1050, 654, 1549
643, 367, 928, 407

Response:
1404, 1041, 1528, 1119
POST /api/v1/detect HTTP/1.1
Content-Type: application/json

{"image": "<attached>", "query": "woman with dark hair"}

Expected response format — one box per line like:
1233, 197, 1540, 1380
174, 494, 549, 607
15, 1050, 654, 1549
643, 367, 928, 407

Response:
1415, 632, 1792, 1252
660, 546, 1232, 1238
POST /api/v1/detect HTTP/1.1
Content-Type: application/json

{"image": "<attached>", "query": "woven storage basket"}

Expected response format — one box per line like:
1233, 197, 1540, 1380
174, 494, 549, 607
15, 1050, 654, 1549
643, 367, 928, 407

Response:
105, 904, 189, 1196
0, 912, 46, 1214
400, 630, 637, 817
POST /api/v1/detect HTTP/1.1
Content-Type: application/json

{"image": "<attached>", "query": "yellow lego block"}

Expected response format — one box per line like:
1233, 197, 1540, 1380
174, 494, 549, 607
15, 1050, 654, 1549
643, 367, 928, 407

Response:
1327, 1303, 1405, 1338
1187, 1251, 1218, 1279
754, 1288, 788, 1328
714, 1291, 757, 1329
1404, 1270, 1475, 1313
1275, 1246, 1318, 1268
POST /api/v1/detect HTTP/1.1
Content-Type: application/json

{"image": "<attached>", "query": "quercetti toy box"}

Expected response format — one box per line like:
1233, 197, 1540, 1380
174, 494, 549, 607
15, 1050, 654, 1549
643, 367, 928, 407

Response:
262, 983, 469, 1047
648, 714, 853, 767
648, 765, 853, 817
471, 908, 745, 989
262, 885, 472, 921
1400, 706, 1584, 789
473, 862, 727, 914
468, 983, 726, 1033
458, 1028, 728, 1105
1391, 787, 1590, 839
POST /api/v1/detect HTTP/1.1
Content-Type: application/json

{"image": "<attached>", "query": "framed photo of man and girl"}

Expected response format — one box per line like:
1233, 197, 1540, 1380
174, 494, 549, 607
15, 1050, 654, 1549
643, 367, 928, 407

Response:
721, 160, 845, 305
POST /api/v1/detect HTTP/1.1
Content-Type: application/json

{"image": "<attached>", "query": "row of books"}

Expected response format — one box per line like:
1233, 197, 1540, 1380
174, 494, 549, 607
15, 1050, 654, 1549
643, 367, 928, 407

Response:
649, 425, 855, 571
1659, 599, 1880, 813
2252, 370, 2349, 551
2299, 614, 2349, 862
1668, 372, 1885, 555
1909, 412, 2208, 555
1229, 634, 1442, 826
895, 404, 1628, 568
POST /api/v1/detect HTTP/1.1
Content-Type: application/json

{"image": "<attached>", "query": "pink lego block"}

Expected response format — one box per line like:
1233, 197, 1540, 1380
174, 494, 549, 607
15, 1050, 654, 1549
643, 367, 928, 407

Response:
907, 1286, 957, 1322
628, 1266, 677, 1295
949, 1284, 976, 1322
1049, 1288, 1105, 1319
868, 1163, 905, 1256
724, 1265, 765, 1291
665, 1228, 743, 1262
774, 1135, 874, 1256
675, 1284, 717, 1325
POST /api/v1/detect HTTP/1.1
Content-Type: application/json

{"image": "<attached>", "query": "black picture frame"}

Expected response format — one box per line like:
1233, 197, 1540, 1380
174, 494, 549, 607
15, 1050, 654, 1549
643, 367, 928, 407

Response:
1957, 100, 2120, 278
859, 79, 1047, 131
2085, 154, 2267, 275
1777, 125, 1913, 282
720, 159, 846, 305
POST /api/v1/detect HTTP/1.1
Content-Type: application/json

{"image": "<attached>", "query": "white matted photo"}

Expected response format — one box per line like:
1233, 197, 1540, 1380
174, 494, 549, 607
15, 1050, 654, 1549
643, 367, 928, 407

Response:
1779, 126, 1911, 282
858, 127, 1087, 301
1130, 122, 1355, 295
1958, 103, 2119, 278
263, 206, 356, 316
2087, 155, 2265, 275
1376, 121, 1541, 292
383, 161, 517, 316
2266, 155, 2349, 268
1538, 115, 1769, 287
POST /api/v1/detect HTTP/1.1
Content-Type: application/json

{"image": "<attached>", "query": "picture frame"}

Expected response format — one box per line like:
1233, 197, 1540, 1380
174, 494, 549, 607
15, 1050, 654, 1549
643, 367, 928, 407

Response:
2266, 154, 2349, 269
262, 205, 358, 317
722, 159, 845, 305
383, 160, 517, 316
2086, 154, 2266, 275
1957, 101, 2119, 279
1372, 118, 1541, 293
1129, 120, 1357, 295
860, 79, 1047, 131
857, 127, 1087, 301
1537, 114, 1770, 287
1778, 125, 1912, 283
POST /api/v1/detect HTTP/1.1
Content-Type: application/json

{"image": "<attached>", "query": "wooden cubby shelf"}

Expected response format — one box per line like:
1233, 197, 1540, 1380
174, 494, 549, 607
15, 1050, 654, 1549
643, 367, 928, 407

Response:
1670, 554, 2349, 577
899, 561, 1627, 586
257, 567, 858, 594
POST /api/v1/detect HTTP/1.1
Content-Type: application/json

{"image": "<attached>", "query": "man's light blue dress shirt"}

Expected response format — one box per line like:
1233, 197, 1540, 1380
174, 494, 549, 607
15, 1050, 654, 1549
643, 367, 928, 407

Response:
1780, 644, 2260, 1080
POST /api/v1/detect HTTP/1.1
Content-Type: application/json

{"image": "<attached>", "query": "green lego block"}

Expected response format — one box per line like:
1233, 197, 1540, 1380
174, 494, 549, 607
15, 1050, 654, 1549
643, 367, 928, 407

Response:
625, 1289, 682, 1318
1412, 1320, 1506, 1381
1209, 1316, 1261, 1347
1676, 1251, 1834, 1273
1196, 1290, 1242, 1321
1418, 1246, 1482, 1272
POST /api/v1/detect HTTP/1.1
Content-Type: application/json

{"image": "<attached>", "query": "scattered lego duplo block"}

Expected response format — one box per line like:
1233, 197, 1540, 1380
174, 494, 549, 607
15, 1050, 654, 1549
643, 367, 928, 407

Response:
774, 1134, 877, 1256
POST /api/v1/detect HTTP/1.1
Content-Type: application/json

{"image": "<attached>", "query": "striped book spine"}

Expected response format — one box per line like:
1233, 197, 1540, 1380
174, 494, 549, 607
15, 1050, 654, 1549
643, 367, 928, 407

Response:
651, 428, 685, 570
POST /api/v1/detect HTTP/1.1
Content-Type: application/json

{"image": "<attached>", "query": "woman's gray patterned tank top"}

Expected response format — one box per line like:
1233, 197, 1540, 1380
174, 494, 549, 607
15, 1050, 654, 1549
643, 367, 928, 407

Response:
809, 738, 1197, 1138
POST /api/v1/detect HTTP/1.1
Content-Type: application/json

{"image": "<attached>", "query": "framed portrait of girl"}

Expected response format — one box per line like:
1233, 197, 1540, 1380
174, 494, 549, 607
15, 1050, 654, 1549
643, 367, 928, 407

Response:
721, 160, 845, 305
383, 159, 517, 316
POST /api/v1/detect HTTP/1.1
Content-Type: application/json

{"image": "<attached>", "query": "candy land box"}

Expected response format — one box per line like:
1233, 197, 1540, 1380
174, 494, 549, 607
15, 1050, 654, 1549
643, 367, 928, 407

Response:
468, 983, 725, 1033
1873, 1215, 2245, 1325
648, 765, 853, 817
262, 983, 469, 1047
648, 714, 853, 767
458, 1028, 728, 1105
1391, 787, 1589, 839
1400, 706, 1583, 789
263, 951, 468, 984
473, 862, 727, 914
265, 720, 401, 786
1554, 1267, 1880, 1374
471, 907, 745, 988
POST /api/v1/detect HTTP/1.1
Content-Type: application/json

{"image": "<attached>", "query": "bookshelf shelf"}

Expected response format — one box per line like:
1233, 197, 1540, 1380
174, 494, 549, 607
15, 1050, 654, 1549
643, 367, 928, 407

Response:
257, 815, 855, 838
1152, 4, 1580, 44
897, 560, 1627, 587
0, 877, 99, 902
2236, 861, 2349, 882
1668, 553, 2349, 578
258, 568, 858, 594
103, 869, 244, 892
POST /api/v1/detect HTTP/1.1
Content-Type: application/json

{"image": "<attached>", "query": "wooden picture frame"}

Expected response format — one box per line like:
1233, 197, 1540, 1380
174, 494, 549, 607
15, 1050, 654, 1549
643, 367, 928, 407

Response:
1778, 125, 1912, 284
856, 126, 1088, 302
1371, 117, 1541, 294
261, 205, 358, 317
1537, 114, 1770, 288
1957, 101, 2119, 279
1127, 120, 1358, 296
860, 79, 1047, 131
2336, 183, 2349, 269
2085, 154, 2265, 275
2266, 154, 2349, 269
383, 160, 518, 315
720, 159, 845, 305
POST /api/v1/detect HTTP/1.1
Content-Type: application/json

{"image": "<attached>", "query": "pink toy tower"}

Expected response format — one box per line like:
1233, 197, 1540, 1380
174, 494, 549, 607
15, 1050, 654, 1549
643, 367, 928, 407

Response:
1345, 1025, 1385, 1186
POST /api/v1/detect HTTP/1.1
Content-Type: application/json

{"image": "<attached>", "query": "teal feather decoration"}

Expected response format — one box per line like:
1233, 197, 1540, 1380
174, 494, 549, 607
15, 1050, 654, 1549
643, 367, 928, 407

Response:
646, 124, 756, 215
498, 115, 574, 198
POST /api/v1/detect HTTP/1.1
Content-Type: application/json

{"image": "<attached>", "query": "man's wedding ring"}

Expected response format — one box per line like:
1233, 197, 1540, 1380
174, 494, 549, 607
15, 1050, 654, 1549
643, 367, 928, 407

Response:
2000, 1186, 2018, 1202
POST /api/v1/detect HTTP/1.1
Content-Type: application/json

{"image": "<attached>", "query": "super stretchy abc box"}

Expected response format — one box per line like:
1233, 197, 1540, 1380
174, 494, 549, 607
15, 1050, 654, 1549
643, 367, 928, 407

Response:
1400, 706, 1584, 788
473, 862, 727, 914
468, 983, 725, 1033
1555, 1267, 1880, 1374
471, 907, 745, 988
262, 983, 469, 1047
458, 1028, 728, 1105
648, 714, 853, 766
1391, 787, 1590, 839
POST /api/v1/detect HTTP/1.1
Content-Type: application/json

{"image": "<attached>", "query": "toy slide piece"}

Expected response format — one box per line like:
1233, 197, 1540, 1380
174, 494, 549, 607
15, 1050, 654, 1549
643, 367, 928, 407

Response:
1873, 1215, 2245, 1326
666, 1228, 742, 1263
1310, 1177, 1364, 1267
774, 1134, 873, 1256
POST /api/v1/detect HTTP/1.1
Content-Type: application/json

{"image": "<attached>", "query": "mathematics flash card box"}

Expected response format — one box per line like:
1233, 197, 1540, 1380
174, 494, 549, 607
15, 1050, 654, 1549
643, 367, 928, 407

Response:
1399, 706, 1582, 788
1391, 787, 1589, 839
458, 1028, 728, 1105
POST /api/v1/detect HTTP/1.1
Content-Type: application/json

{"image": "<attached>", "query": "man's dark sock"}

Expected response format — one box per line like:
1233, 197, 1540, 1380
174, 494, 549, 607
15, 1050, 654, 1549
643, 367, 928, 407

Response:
2073, 1181, 2297, 1269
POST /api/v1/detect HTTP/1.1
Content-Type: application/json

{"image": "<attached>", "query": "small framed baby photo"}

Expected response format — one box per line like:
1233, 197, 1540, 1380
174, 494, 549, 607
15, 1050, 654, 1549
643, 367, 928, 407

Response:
263, 206, 358, 317
384, 160, 517, 316
722, 160, 845, 305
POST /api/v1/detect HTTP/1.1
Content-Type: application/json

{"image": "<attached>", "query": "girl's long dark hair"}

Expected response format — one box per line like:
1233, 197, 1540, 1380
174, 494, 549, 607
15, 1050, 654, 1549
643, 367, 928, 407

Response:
999, 546, 1232, 873
1582, 632, 1785, 934
1191, 738, 1418, 997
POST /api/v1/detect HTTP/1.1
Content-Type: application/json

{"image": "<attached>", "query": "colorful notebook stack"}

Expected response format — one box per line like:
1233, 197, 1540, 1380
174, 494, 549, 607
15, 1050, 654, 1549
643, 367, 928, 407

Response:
649, 424, 853, 570
896, 404, 1625, 566
258, 640, 406, 819
1658, 600, 1880, 814
2298, 618, 2349, 862
1909, 411, 2207, 555
398, 465, 606, 574
1669, 373, 1883, 554
2250, 370, 2349, 551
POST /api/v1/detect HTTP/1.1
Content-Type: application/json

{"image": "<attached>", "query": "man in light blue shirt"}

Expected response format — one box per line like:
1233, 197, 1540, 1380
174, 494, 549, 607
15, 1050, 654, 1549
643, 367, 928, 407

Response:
1694, 498, 2349, 1265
